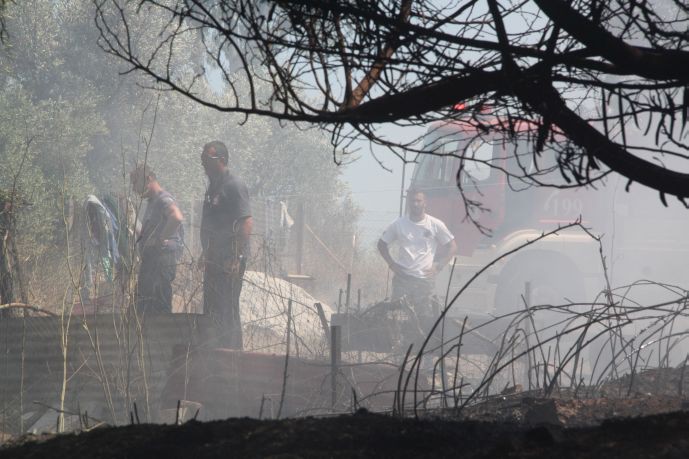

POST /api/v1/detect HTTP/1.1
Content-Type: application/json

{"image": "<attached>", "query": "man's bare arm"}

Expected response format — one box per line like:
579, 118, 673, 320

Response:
160, 202, 184, 244
377, 239, 403, 275
236, 216, 253, 257
434, 239, 457, 270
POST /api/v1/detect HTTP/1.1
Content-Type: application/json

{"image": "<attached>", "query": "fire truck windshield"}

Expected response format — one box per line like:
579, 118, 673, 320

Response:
500, 137, 562, 190
415, 128, 495, 188
463, 138, 493, 181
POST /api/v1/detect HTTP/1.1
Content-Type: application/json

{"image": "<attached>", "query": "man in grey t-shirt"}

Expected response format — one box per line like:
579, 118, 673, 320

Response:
378, 189, 457, 312
131, 164, 184, 315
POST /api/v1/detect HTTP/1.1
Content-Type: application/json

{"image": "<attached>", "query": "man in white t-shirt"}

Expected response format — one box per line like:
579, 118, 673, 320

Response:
378, 189, 457, 312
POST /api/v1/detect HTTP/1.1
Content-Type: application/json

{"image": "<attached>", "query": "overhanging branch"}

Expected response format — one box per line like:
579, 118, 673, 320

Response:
533, 0, 689, 82
517, 79, 689, 199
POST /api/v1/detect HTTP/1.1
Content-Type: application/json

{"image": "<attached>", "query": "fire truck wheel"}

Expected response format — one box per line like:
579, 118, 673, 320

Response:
494, 254, 585, 314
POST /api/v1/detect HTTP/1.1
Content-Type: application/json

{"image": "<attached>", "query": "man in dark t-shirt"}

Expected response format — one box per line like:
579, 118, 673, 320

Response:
200, 141, 252, 349
131, 164, 184, 315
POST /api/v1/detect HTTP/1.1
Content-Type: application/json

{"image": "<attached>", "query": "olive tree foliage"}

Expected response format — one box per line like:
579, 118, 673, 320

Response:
0, 0, 113, 306
95, 0, 689, 207
0, 0, 107, 243
0, 0, 9, 42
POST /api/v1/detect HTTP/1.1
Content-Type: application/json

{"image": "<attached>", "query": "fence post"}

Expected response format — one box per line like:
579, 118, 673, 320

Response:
345, 273, 352, 313
315, 303, 330, 346
295, 201, 305, 275
330, 325, 341, 409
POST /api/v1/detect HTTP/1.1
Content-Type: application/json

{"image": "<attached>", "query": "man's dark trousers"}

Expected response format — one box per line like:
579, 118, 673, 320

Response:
136, 247, 177, 315
203, 256, 245, 349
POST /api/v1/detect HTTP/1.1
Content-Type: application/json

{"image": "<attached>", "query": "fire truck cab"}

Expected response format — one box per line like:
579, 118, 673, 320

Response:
411, 120, 689, 314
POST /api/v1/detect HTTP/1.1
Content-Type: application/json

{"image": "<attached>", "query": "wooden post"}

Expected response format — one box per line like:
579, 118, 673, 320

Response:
277, 299, 292, 419
357, 288, 362, 363
330, 325, 341, 409
345, 273, 352, 349
295, 201, 305, 275
345, 273, 352, 313
315, 303, 330, 346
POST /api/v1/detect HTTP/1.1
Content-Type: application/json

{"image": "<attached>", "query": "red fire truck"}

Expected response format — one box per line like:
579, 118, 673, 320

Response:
410, 119, 689, 313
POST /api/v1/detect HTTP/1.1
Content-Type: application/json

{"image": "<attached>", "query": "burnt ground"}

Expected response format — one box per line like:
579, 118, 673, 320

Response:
2, 403, 689, 458
4, 367, 689, 458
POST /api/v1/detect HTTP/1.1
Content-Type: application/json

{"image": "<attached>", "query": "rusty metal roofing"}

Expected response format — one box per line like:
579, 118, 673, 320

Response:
0, 313, 212, 434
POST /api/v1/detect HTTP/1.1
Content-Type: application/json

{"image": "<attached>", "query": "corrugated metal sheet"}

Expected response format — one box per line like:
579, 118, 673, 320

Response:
1, 306, 388, 433
0, 313, 211, 434
160, 349, 403, 420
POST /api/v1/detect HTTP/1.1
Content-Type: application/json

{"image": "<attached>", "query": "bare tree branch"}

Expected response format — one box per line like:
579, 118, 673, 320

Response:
92, 0, 689, 204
